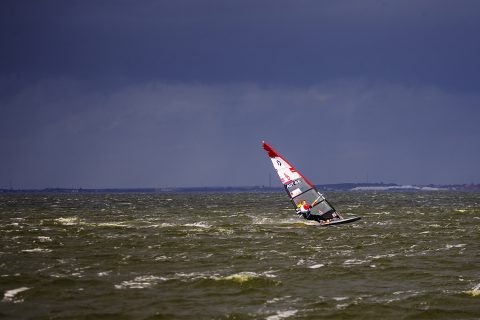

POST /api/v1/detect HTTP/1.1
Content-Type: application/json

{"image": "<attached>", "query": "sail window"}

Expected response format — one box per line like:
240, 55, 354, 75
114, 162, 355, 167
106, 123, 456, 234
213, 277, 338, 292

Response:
313, 200, 334, 215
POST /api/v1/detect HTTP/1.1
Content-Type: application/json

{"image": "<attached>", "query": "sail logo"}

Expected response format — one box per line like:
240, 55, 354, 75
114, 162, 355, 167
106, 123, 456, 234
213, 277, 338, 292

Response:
286, 180, 301, 188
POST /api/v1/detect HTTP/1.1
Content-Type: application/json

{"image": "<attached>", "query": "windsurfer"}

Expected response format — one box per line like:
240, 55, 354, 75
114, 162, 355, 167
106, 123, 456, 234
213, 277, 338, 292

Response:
262, 141, 361, 226
297, 200, 334, 223
296, 200, 312, 219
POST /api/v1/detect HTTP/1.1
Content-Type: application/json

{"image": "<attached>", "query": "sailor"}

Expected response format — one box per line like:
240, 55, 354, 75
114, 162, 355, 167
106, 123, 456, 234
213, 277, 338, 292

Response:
296, 200, 312, 219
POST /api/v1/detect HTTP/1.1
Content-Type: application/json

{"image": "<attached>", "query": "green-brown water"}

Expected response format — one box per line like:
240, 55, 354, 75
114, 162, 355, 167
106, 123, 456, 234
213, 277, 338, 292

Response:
1, 192, 479, 319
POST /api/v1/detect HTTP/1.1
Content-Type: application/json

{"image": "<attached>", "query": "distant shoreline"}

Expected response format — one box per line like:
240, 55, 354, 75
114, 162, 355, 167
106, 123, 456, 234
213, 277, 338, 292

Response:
2, 183, 480, 193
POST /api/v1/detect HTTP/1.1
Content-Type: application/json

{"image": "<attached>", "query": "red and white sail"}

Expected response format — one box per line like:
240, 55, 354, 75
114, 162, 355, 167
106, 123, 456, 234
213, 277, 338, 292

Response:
262, 141, 303, 186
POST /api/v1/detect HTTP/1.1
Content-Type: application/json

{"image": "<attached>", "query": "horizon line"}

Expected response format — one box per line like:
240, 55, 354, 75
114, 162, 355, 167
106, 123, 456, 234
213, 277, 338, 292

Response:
1, 182, 480, 192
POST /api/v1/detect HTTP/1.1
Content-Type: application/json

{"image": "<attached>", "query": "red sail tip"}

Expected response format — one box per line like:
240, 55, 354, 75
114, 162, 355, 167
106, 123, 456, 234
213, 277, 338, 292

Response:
262, 141, 279, 158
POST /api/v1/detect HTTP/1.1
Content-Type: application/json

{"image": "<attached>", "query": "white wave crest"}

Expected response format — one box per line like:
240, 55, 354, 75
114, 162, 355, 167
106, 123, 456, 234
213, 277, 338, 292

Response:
21, 248, 52, 253
37, 236, 52, 242
55, 217, 82, 225
343, 259, 370, 266
184, 222, 212, 228
115, 275, 167, 289
95, 222, 131, 228
266, 309, 298, 320
445, 244, 467, 249
3, 287, 29, 303
464, 283, 480, 297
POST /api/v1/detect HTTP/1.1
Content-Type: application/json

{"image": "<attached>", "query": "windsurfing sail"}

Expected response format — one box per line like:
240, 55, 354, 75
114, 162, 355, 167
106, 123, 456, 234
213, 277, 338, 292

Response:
262, 141, 344, 222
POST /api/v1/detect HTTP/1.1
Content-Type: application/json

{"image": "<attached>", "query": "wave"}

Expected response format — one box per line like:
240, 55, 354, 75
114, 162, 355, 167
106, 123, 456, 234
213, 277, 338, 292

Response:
213, 271, 277, 284
464, 283, 480, 297
343, 258, 371, 266
2, 287, 30, 303
115, 275, 167, 289
184, 222, 212, 228
95, 222, 132, 228
37, 236, 52, 242
21, 248, 52, 253
114, 270, 278, 289
266, 309, 298, 320
54, 217, 82, 226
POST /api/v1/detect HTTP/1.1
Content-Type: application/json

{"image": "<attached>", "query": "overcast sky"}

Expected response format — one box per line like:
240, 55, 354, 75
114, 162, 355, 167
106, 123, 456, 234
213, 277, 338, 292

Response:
1, 0, 479, 188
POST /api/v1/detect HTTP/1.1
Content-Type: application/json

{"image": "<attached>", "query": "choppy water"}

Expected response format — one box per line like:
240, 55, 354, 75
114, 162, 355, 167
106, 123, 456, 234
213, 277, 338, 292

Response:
0, 191, 479, 319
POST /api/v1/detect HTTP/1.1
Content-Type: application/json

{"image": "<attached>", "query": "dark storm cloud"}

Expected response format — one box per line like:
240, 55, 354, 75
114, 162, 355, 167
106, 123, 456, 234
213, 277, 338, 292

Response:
1, 1, 480, 188
2, 1, 480, 89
